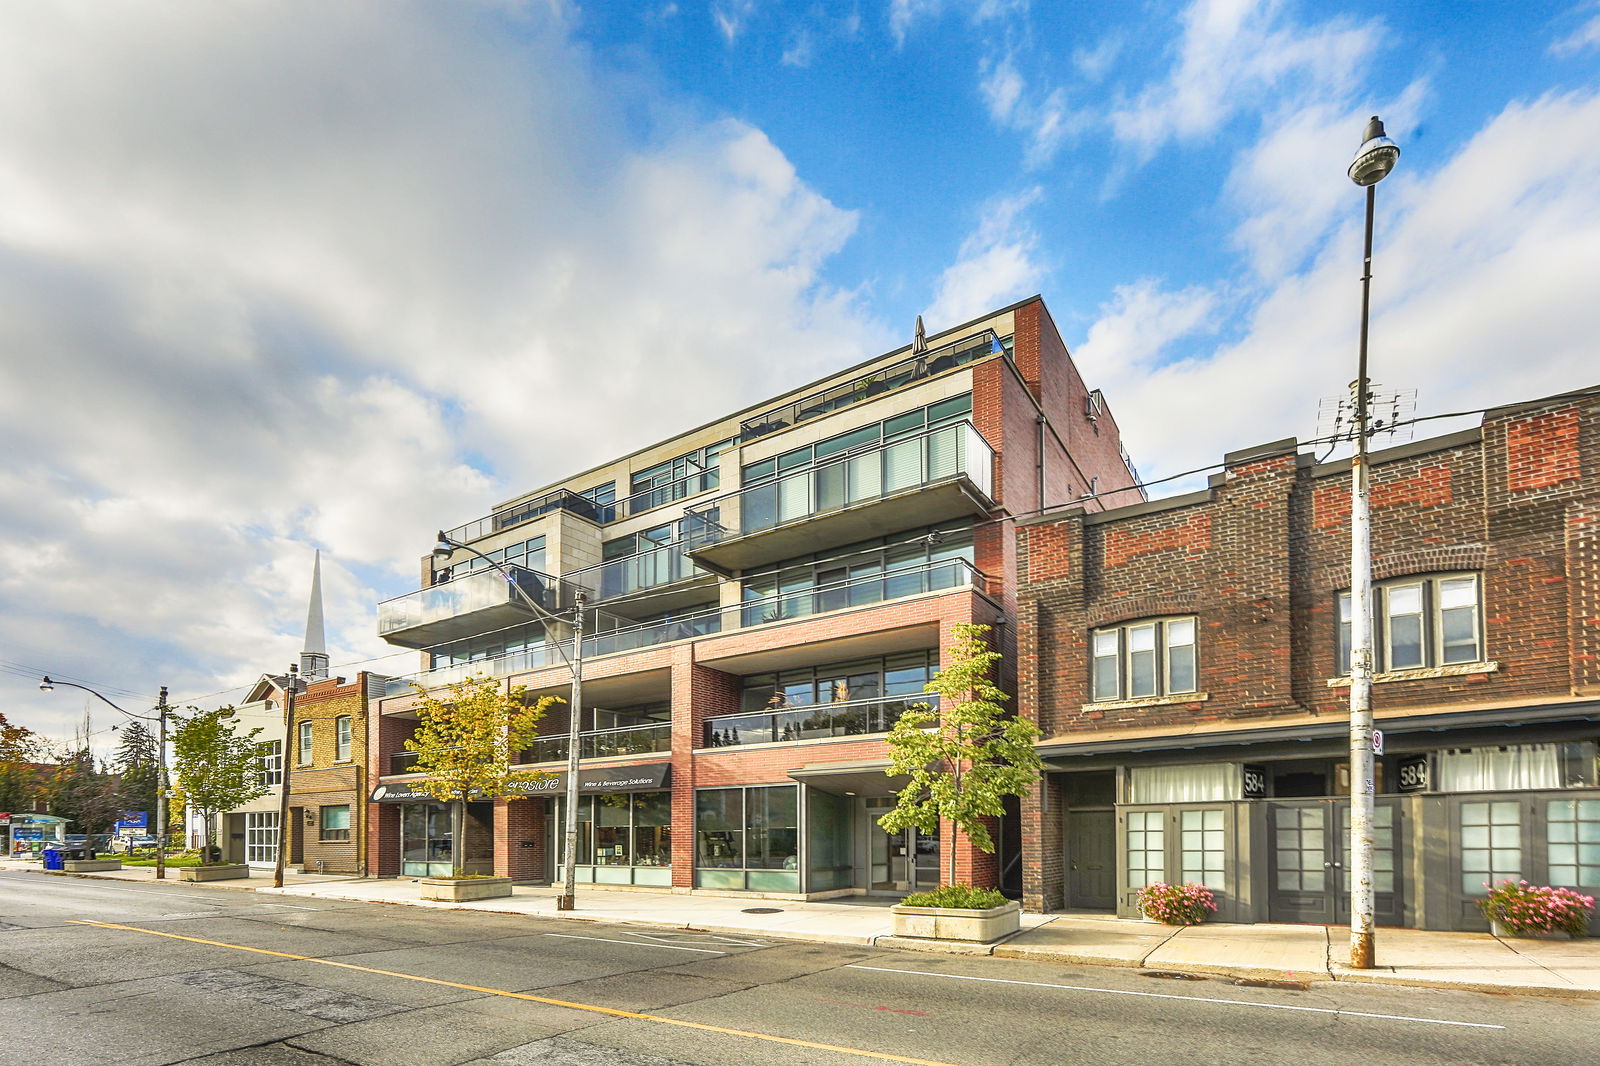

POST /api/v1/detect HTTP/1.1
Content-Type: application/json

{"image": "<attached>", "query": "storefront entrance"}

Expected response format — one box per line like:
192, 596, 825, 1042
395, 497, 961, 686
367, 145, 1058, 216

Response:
1267, 798, 1405, 926
865, 798, 938, 893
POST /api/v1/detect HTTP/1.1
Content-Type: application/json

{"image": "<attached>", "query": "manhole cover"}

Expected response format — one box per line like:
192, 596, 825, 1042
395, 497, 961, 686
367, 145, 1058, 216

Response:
741, 907, 783, 914
1138, 970, 1207, 981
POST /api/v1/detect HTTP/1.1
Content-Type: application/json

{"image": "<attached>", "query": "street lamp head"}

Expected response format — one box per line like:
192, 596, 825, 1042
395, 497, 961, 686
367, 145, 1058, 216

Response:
39, 676, 54, 692
1348, 115, 1400, 187
432, 531, 455, 559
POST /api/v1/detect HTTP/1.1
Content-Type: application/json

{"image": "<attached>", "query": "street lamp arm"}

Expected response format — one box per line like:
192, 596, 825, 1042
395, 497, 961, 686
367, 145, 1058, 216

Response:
38, 676, 156, 722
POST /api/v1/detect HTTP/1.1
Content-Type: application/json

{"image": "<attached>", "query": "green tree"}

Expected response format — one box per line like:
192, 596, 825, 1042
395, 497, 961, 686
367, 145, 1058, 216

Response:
171, 707, 267, 863
0, 712, 42, 813
405, 675, 557, 878
113, 720, 160, 836
879, 623, 1041, 887
41, 746, 124, 848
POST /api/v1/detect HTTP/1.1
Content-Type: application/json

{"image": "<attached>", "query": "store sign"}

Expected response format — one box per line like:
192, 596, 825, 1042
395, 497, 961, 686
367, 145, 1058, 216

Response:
1242, 765, 1267, 799
0, 813, 10, 826
114, 811, 148, 830
370, 762, 671, 803
1397, 754, 1429, 793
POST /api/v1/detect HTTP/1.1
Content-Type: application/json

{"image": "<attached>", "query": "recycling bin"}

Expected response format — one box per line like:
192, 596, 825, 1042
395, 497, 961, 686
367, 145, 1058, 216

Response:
41, 847, 63, 871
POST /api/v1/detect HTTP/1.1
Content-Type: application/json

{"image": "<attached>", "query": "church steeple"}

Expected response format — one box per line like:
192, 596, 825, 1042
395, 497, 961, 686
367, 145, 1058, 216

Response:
300, 550, 330, 682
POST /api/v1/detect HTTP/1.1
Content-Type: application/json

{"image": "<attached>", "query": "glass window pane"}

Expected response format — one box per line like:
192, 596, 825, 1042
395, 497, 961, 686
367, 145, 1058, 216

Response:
1388, 615, 1423, 670
1167, 644, 1196, 694
1166, 618, 1195, 646
1129, 649, 1156, 697
1439, 578, 1477, 610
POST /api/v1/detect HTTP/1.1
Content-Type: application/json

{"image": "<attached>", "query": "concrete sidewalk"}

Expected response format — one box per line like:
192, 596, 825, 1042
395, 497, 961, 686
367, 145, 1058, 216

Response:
9, 859, 1599, 999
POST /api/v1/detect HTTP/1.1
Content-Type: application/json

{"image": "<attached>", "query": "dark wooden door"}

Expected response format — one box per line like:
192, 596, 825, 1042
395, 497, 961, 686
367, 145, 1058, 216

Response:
1067, 810, 1115, 910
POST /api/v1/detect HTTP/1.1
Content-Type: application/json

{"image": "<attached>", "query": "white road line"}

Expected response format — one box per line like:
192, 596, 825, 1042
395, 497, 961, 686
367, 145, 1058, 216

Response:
543, 932, 726, 954
845, 965, 1507, 1031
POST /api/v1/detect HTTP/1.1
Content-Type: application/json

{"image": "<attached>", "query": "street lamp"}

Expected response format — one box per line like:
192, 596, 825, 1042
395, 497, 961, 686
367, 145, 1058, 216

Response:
1346, 115, 1399, 971
39, 677, 171, 879
432, 530, 587, 910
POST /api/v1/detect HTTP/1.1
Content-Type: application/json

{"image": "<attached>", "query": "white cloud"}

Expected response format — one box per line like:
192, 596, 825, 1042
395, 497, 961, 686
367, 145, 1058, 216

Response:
978, 54, 1081, 168
924, 188, 1045, 329
712, 1, 757, 44
1110, 0, 1381, 158
1077, 90, 1600, 497
1551, 3, 1600, 55
889, 0, 1024, 46
782, 27, 815, 67
0, 3, 886, 743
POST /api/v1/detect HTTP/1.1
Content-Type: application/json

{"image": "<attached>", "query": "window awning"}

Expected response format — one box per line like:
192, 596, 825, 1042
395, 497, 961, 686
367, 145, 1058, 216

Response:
788, 759, 908, 797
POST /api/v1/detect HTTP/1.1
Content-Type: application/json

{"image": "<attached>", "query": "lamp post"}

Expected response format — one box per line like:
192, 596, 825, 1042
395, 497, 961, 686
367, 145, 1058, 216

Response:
271, 664, 306, 889
1345, 115, 1400, 970
432, 531, 587, 910
39, 677, 170, 879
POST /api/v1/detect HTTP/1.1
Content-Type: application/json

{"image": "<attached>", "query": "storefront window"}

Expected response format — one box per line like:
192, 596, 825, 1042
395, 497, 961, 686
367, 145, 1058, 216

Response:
1129, 764, 1236, 804
1438, 744, 1564, 792
245, 812, 278, 864
633, 792, 671, 867
695, 785, 800, 890
595, 794, 631, 865
401, 803, 452, 877
1126, 810, 1164, 888
806, 789, 851, 892
1459, 800, 1521, 895
1546, 798, 1600, 889
1179, 809, 1224, 887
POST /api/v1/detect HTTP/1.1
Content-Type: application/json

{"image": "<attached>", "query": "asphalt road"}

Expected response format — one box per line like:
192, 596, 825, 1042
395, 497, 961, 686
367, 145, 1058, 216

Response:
1, 871, 1596, 1066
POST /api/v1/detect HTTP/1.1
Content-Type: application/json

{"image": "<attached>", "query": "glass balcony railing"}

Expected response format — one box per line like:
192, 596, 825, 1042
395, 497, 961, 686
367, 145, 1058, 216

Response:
377, 565, 572, 648
567, 538, 710, 603
619, 469, 719, 519
523, 722, 673, 763
443, 488, 615, 544
738, 331, 1003, 441
382, 558, 989, 694
685, 421, 994, 550
702, 694, 936, 748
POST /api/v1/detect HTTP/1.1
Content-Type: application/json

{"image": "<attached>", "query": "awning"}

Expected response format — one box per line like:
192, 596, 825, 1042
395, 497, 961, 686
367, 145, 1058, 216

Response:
788, 759, 908, 797
1037, 700, 1600, 764
371, 762, 671, 803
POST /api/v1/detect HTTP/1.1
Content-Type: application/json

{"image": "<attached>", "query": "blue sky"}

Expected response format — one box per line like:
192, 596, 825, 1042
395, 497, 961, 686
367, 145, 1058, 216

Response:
2, 0, 1598, 747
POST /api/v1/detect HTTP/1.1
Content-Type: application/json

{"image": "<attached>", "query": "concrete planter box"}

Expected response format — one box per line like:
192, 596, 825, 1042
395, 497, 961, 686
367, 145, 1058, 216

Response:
890, 900, 1021, 943
62, 860, 122, 873
1490, 919, 1570, 940
178, 864, 251, 882
419, 876, 514, 902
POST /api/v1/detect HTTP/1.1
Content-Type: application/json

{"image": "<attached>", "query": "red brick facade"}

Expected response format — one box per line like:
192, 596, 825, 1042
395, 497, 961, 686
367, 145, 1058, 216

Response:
1015, 390, 1600, 912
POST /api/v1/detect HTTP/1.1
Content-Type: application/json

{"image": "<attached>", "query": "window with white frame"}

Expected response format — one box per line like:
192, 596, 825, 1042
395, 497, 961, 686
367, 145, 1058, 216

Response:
1338, 573, 1482, 674
335, 716, 352, 762
1092, 617, 1197, 701
320, 804, 351, 842
298, 720, 313, 765
257, 740, 282, 787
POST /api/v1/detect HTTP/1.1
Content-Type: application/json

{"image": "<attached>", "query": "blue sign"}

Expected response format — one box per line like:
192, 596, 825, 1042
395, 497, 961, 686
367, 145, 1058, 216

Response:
114, 811, 148, 830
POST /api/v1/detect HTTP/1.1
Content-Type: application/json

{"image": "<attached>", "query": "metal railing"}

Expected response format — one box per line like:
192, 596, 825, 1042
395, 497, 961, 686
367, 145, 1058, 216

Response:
739, 331, 1003, 441
703, 694, 935, 747
442, 488, 615, 544
685, 421, 994, 547
523, 722, 673, 763
377, 565, 576, 639
566, 537, 711, 602
618, 469, 719, 519
382, 558, 987, 694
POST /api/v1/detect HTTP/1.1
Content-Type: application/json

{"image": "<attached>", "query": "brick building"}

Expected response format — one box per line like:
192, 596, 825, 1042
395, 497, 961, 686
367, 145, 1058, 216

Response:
1015, 387, 1600, 932
283, 672, 383, 875
367, 296, 1141, 896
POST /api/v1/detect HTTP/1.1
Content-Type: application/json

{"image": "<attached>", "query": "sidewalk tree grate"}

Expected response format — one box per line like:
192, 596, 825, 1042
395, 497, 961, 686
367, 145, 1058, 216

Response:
741, 907, 783, 914
1138, 971, 1208, 981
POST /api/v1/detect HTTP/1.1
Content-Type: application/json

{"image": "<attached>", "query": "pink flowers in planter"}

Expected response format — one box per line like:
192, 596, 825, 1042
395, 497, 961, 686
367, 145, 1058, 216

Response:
1136, 881, 1218, 925
1478, 879, 1595, 937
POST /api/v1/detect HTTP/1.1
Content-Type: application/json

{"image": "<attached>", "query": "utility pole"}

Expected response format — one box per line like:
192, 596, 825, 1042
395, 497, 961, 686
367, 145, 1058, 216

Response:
155, 686, 169, 879
558, 592, 586, 910
272, 664, 303, 889
1345, 115, 1400, 970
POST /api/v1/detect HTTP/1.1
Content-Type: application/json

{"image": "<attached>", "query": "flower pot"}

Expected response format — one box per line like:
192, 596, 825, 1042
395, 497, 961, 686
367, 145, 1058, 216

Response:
889, 900, 1021, 943
179, 864, 250, 882
419, 876, 514, 902
1490, 919, 1570, 940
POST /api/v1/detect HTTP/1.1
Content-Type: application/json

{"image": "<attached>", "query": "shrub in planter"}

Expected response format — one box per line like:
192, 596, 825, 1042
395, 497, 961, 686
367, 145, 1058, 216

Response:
1478, 880, 1594, 937
901, 884, 1007, 910
1136, 881, 1217, 925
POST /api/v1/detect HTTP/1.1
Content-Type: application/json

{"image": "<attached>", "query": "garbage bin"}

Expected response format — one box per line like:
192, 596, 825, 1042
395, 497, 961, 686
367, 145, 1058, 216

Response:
41, 847, 63, 871
62, 846, 90, 861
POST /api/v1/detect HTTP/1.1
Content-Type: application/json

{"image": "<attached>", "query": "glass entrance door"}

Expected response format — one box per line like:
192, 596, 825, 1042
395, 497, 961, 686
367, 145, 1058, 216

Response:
1268, 799, 1403, 925
865, 799, 938, 893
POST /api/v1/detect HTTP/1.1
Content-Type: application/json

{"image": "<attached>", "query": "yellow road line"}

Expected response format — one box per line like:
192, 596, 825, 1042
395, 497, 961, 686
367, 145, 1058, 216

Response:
65, 920, 957, 1066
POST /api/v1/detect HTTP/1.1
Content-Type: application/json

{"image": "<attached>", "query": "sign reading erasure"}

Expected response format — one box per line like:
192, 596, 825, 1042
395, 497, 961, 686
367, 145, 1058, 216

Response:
370, 762, 671, 803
